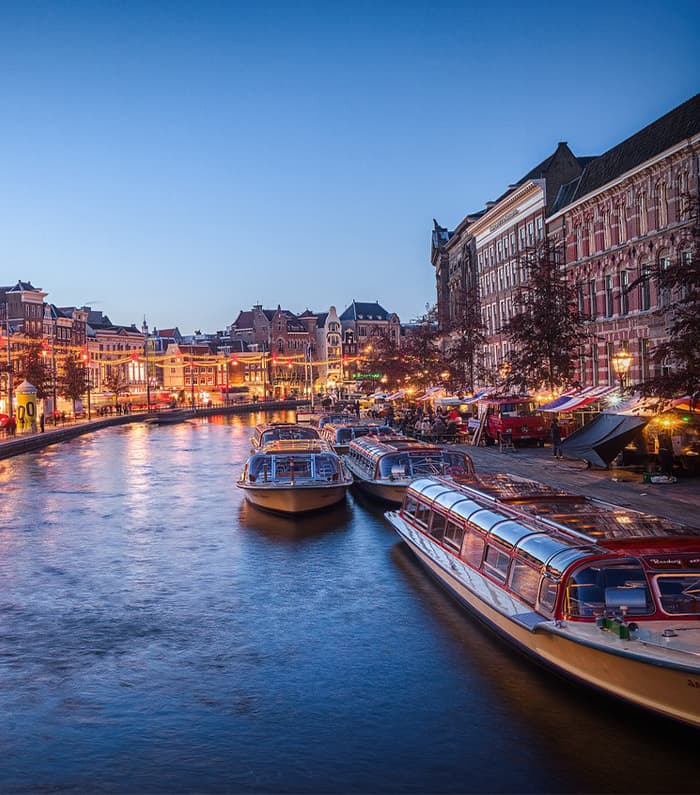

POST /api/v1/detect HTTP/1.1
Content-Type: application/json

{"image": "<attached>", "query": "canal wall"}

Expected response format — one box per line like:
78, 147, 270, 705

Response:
0, 400, 309, 461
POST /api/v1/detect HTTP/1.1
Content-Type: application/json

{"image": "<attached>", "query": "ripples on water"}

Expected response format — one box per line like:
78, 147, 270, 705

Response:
0, 413, 696, 793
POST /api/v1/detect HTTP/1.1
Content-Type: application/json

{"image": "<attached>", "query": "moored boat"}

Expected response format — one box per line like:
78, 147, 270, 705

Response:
250, 422, 320, 452
320, 421, 398, 454
237, 439, 353, 514
385, 473, 700, 728
343, 435, 474, 504
145, 409, 196, 425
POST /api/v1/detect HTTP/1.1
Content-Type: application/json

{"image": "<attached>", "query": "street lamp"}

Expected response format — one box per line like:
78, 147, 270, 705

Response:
611, 347, 632, 393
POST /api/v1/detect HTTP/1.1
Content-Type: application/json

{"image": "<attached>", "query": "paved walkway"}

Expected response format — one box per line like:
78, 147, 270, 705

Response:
454, 442, 700, 527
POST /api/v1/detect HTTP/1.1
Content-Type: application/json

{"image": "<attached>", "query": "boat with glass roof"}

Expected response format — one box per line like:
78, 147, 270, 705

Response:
320, 421, 398, 454
385, 473, 700, 728
250, 422, 321, 452
343, 435, 474, 504
238, 439, 353, 514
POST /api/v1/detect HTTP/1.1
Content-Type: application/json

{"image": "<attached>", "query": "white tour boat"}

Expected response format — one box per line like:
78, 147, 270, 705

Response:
250, 422, 320, 452
238, 439, 353, 514
385, 473, 700, 728
320, 421, 398, 454
343, 435, 474, 504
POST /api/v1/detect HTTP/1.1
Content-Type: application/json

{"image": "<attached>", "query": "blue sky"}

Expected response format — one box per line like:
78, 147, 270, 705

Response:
1, 0, 698, 333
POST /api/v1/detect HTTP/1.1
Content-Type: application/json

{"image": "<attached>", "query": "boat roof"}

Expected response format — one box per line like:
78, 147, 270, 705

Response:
349, 435, 446, 456
259, 439, 333, 454
409, 474, 700, 549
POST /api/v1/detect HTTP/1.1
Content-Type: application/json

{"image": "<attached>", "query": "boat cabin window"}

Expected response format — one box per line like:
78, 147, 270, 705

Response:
430, 512, 447, 539
509, 559, 540, 606
483, 544, 511, 583
248, 456, 271, 482
564, 562, 652, 618
654, 574, 700, 615
538, 576, 559, 614
461, 531, 485, 568
275, 456, 313, 481
414, 501, 432, 528
443, 520, 464, 551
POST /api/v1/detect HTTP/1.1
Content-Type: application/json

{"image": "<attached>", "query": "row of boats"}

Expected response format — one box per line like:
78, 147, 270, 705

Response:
236, 412, 700, 729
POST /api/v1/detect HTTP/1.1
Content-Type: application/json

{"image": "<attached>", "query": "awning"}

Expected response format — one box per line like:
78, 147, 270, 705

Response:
386, 390, 406, 401
541, 386, 617, 412
417, 386, 444, 401
560, 413, 649, 467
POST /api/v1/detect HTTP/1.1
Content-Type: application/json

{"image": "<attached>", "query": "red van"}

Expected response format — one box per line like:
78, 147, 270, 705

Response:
480, 397, 548, 446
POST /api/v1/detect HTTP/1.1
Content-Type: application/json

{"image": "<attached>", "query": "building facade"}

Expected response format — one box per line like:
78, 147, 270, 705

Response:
549, 94, 700, 388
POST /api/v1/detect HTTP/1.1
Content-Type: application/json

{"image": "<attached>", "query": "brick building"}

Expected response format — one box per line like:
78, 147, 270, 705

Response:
549, 93, 700, 388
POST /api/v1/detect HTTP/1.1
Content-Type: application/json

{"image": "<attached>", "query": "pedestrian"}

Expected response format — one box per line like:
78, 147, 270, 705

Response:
551, 416, 563, 459
40, 413, 45, 433
7, 416, 16, 436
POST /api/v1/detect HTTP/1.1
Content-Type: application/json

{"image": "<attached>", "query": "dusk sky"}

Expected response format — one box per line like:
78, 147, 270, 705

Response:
2, 1, 698, 334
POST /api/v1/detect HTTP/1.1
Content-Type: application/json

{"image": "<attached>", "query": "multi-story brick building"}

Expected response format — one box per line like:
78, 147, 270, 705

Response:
549, 93, 700, 388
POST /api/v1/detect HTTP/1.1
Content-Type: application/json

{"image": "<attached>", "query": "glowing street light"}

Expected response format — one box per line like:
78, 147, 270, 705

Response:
611, 348, 632, 393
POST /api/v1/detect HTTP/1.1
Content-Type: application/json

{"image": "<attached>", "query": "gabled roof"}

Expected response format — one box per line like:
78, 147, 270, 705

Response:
339, 300, 392, 321
315, 312, 329, 327
158, 327, 180, 338
556, 93, 700, 210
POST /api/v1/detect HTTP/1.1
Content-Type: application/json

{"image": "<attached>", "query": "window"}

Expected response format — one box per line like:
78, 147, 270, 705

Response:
588, 279, 597, 319
639, 264, 651, 311
509, 560, 541, 606
655, 574, 700, 615
638, 193, 648, 235
617, 205, 626, 244
461, 531, 485, 568
538, 577, 559, 614
483, 545, 510, 583
658, 255, 671, 307
527, 222, 534, 244
639, 338, 650, 381
519, 227, 526, 249
591, 343, 599, 386
443, 520, 464, 551
536, 217, 543, 240
658, 183, 668, 228
606, 342, 615, 386
564, 563, 652, 618
414, 502, 431, 527
430, 512, 447, 539
577, 282, 585, 316
620, 270, 629, 315
605, 274, 614, 317
603, 210, 611, 249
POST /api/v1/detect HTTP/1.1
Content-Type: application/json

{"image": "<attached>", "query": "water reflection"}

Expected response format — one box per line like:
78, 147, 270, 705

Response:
238, 497, 354, 543
0, 412, 696, 794
392, 543, 698, 793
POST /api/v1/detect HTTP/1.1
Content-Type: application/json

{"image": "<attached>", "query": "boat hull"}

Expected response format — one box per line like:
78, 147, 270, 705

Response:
238, 483, 348, 514
390, 513, 700, 729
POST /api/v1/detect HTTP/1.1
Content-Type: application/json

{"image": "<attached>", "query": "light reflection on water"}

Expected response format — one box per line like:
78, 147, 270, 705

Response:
0, 412, 696, 794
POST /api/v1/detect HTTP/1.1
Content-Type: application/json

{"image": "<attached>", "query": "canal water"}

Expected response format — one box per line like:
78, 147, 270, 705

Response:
0, 412, 696, 794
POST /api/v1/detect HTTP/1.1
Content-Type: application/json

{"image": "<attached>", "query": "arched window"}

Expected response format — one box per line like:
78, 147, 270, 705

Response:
657, 182, 668, 228
638, 193, 648, 235
617, 202, 626, 244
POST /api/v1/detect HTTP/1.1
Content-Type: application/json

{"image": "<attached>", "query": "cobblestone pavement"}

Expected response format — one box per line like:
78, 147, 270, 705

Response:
453, 442, 700, 528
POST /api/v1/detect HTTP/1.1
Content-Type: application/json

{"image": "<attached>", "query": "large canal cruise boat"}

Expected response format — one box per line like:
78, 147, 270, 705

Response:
238, 439, 352, 514
385, 473, 700, 728
320, 421, 397, 454
343, 435, 474, 504
250, 422, 320, 452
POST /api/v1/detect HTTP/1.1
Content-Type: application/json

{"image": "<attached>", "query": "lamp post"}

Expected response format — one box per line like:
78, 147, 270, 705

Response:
611, 347, 632, 393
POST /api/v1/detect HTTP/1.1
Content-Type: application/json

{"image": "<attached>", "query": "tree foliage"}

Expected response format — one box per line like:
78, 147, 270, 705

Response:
444, 285, 485, 393
60, 352, 89, 409
636, 195, 700, 402
502, 239, 587, 393
103, 368, 130, 404
14, 338, 52, 399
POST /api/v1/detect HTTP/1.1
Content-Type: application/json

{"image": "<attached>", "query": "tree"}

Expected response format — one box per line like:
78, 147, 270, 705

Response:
634, 195, 700, 403
445, 285, 486, 393
402, 305, 445, 391
358, 332, 409, 392
502, 239, 587, 393
60, 352, 89, 412
103, 369, 130, 406
14, 338, 52, 399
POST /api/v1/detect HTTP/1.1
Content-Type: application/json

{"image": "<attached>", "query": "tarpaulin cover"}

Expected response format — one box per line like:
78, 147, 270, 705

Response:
560, 413, 649, 467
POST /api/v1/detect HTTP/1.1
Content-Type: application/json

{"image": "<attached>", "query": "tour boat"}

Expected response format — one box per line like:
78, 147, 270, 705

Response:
145, 408, 196, 425
250, 422, 320, 451
385, 473, 700, 728
343, 435, 474, 504
237, 439, 353, 514
320, 421, 398, 454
